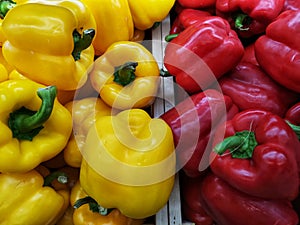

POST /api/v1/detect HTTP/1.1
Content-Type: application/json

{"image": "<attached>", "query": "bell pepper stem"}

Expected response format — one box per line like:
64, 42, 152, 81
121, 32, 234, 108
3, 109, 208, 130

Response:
152, 21, 161, 29
235, 13, 251, 31
43, 171, 68, 187
165, 33, 179, 42
286, 120, 300, 140
214, 130, 257, 159
8, 85, 57, 141
113, 61, 138, 86
0, 0, 16, 19
74, 196, 112, 215
160, 68, 172, 77
72, 28, 95, 61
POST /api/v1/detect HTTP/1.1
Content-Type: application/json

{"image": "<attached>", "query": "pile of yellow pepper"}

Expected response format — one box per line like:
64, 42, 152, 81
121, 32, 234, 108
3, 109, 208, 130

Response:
0, 0, 176, 224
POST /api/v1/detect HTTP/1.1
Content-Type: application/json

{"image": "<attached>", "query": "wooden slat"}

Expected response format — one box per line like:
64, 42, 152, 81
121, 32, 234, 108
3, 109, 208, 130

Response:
150, 15, 184, 225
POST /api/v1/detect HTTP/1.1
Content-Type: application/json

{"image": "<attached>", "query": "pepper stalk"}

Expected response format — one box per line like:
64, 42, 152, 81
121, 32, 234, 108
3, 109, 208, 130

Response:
43, 171, 68, 187
113, 61, 138, 86
0, 0, 16, 19
234, 13, 252, 31
72, 28, 95, 61
286, 120, 300, 140
214, 130, 258, 158
74, 196, 113, 215
8, 85, 57, 141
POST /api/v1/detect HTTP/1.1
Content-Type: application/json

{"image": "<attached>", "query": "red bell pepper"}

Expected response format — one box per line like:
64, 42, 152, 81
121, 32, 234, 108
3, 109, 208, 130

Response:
240, 43, 259, 66
210, 109, 300, 200
283, 0, 300, 11
177, 0, 216, 9
200, 173, 299, 225
286, 102, 300, 126
284, 103, 300, 185
254, 10, 300, 93
169, 8, 211, 35
219, 61, 300, 117
180, 172, 214, 225
164, 16, 244, 94
216, 0, 285, 38
285, 102, 300, 141
160, 89, 239, 177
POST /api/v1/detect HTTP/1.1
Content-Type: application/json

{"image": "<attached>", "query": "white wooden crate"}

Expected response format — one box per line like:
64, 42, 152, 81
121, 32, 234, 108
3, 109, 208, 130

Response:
149, 15, 195, 225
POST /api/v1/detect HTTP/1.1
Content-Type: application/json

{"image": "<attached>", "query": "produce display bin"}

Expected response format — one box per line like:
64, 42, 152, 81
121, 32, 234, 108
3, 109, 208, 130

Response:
149, 15, 195, 225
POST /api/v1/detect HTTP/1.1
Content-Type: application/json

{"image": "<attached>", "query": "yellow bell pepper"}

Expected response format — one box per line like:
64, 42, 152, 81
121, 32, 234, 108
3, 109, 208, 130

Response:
56, 206, 75, 225
0, 63, 8, 82
63, 97, 116, 168
130, 29, 145, 42
71, 181, 144, 225
7, 68, 27, 80
0, 20, 5, 47
36, 165, 80, 225
79, 109, 176, 219
1, 1, 96, 90
0, 169, 70, 225
0, 46, 14, 75
80, 0, 134, 56
90, 41, 160, 110
0, 0, 15, 46
0, 79, 72, 173
128, 0, 176, 30
36, 165, 80, 191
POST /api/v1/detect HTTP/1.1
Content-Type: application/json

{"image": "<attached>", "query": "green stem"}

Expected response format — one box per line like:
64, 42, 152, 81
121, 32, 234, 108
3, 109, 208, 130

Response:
165, 33, 179, 42
214, 130, 257, 159
113, 61, 138, 86
235, 13, 252, 31
43, 171, 68, 187
0, 0, 16, 19
286, 120, 300, 140
152, 21, 161, 30
74, 196, 112, 215
160, 68, 172, 77
72, 28, 95, 61
8, 86, 57, 141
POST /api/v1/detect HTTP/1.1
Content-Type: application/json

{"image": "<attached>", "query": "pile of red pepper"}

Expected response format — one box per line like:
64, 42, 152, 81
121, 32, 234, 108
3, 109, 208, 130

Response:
160, 1, 300, 224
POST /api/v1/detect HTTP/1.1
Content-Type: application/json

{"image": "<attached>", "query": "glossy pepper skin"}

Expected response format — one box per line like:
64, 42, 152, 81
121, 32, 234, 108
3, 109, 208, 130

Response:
219, 61, 300, 117
286, 102, 300, 128
80, 0, 134, 56
177, 0, 216, 9
216, 0, 285, 38
254, 10, 300, 93
285, 102, 300, 145
90, 41, 160, 110
180, 173, 214, 225
0, 79, 72, 173
79, 109, 176, 219
169, 8, 211, 34
283, 0, 300, 11
240, 43, 259, 66
160, 89, 239, 177
0, 0, 18, 47
127, 0, 175, 30
35, 165, 80, 225
210, 109, 300, 200
200, 173, 299, 225
0, 170, 70, 225
70, 181, 144, 225
130, 28, 145, 42
164, 16, 244, 94
63, 97, 116, 168
2, 1, 96, 91
0, 62, 8, 82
